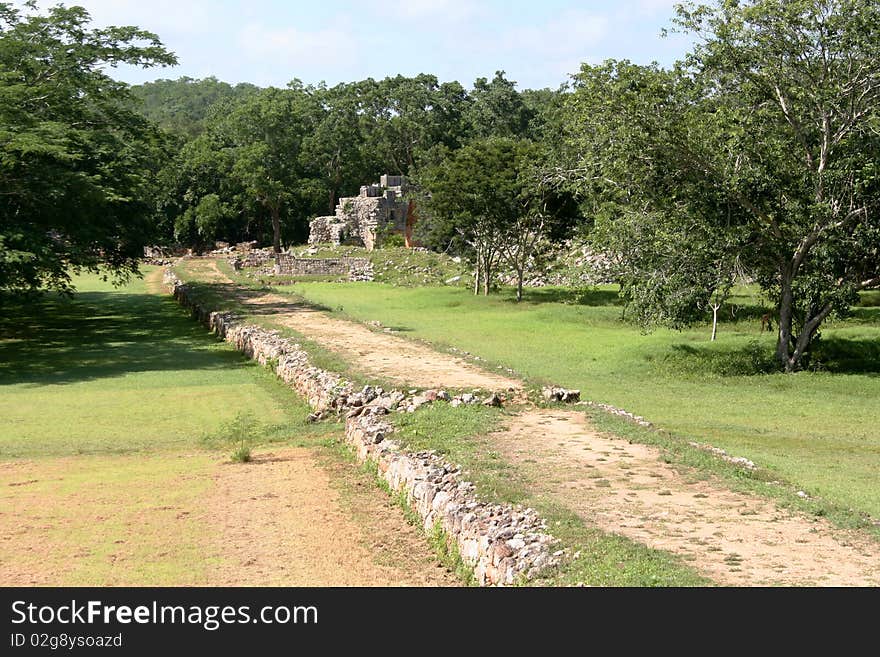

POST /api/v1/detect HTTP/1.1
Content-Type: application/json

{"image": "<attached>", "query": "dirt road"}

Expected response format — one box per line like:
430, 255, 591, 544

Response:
175, 259, 880, 586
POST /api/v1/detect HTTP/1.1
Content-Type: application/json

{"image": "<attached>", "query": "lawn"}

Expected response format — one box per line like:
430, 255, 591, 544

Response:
0, 268, 333, 584
0, 268, 323, 457
286, 280, 880, 522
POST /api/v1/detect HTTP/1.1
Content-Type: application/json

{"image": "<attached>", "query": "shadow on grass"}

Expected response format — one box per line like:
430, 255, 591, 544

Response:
850, 306, 880, 323
813, 337, 880, 374
657, 335, 880, 377
514, 287, 623, 306
0, 289, 253, 386
657, 341, 777, 377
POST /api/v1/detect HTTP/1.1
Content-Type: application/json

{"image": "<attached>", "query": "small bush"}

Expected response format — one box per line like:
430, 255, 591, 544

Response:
382, 233, 406, 248
201, 411, 261, 462
230, 444, 252, 463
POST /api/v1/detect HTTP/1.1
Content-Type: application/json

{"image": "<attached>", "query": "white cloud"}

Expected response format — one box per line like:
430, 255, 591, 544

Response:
237, 22, 360, 72
388, 0, 481, 22
16, 0, 221, 34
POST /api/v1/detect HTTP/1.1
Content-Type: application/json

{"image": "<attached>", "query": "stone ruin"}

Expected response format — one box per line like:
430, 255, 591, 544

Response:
308, 174, 416, 251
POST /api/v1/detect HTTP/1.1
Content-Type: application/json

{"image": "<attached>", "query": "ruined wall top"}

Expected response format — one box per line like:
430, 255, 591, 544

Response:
380, 174, 405, 188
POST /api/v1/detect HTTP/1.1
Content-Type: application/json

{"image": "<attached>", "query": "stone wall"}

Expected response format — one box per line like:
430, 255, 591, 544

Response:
164, 268, 563, 585
346, 412, 562, 584
274, 255, 372, 279
230, 253, 374, 281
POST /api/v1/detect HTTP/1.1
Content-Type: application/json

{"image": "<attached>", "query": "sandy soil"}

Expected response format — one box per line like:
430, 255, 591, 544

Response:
491, 409, 880, 586
0, 449, 456, 586
196, 259, 519, 391
202, 447, 456, 586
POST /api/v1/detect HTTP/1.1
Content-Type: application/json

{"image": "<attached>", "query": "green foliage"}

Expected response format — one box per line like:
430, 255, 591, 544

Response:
382, 233, 406, 248
230, 444, 252, 463
466, 71, 533, 139
415, 137, 548, 295
130, 76, 259, 140
563, 0, 880, 371
0, 2, 176, 293
201, 410, 261, 458
152, 72, 576, 254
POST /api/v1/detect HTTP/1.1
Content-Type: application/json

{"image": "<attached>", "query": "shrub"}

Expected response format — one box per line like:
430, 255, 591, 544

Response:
382, 233, 406, 248
230, 444, 252, 463
201, 411, 261, 463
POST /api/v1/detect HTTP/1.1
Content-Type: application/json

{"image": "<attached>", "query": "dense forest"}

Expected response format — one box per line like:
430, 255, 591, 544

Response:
2, 0, 878, 371
130, 72, 577, 255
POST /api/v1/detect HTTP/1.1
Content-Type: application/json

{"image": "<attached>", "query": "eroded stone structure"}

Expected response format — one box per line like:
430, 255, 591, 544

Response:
308, 174, 416, 251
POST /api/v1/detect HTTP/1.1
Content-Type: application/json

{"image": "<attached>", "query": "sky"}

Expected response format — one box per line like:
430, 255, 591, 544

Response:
19, 0, 696, 90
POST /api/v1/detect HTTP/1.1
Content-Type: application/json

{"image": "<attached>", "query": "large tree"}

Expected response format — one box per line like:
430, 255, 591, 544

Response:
416, 137, 550, 298
166, 85, 323, 256
564, 0, 880, 371
0, 2, 176, 293
466, 71, 533, 139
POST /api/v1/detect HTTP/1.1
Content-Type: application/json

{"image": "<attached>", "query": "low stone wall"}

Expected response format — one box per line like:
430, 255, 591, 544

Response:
346, 412, 562, 585
234, 250, 275, 268
274, 255, 372, 280
164, 269, 563, 585
231, 253, 374, 281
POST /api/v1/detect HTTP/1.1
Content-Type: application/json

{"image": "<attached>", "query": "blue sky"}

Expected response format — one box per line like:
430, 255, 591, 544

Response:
25, 1, 695, 89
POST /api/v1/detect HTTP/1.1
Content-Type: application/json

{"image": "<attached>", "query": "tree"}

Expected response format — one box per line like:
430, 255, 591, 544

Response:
359, 74, 470, 176
417, 138, 546, 297
130, 76, 259, 141
563, 0, 880, 371
302, 82, 371, 214
165, 85, 324, 256
0, 1, 176, 293
467, 71, 533, 139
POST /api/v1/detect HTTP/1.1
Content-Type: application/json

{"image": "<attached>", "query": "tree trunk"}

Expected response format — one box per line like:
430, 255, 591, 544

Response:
710, 303, 719, 341
328, 188, 336, 215
516, 265, 524, 302
776, 269, 795, 372
270, 204, 282, 273
473, 258, 481, 296
482, 253, 492, 296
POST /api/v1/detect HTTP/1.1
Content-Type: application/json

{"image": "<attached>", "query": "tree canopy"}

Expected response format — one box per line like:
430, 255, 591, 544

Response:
0, 1, 176, 293
562, 0, 880, 370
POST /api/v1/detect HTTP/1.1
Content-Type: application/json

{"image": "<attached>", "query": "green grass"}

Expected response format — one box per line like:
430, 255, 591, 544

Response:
0, 268, 326, 457
287, 280, 880, 526
390, 403, 709, 586
289, 243, 470, 287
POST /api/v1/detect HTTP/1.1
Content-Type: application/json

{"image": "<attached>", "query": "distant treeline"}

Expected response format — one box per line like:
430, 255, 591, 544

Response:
132, 73, 582, 253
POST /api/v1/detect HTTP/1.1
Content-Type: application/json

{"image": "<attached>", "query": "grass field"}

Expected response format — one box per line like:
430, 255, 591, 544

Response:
0, 269, 337, 584
283, 280, 880, 524
0, 269, 326, 457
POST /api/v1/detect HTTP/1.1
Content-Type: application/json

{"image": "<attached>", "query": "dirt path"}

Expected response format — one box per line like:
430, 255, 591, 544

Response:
175, 259, 880, 586
202, 446, 456, 586
0, 448, 456, 586
197, 259, 519, 391
492, 409, 880, 586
